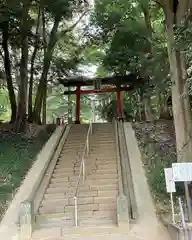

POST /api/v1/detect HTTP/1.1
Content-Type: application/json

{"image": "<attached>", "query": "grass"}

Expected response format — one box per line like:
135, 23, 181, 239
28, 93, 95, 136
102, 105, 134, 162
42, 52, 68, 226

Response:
0, 125, 55, 219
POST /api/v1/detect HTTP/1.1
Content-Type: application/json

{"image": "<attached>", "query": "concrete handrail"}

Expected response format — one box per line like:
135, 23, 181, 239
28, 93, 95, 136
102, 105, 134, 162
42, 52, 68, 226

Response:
24, 126, 67, 202
113, 119, 123, 196
33, 124, 71, 214
117, 120, 137, 220
0, 125, 67, 240
113, 118, 129, 228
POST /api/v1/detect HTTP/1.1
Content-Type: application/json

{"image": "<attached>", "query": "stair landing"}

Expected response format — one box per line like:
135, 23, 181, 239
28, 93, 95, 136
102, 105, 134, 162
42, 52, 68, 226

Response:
32, 223, 170, 240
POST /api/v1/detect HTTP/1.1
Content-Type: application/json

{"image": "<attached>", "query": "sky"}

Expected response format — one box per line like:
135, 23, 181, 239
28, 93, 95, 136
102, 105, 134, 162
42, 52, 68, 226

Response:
74, 0, 98, 77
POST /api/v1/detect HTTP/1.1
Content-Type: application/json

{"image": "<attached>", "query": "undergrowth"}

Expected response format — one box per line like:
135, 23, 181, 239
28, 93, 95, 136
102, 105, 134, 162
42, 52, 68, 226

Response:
133, 121, 185, 216
0, 124, 55, 219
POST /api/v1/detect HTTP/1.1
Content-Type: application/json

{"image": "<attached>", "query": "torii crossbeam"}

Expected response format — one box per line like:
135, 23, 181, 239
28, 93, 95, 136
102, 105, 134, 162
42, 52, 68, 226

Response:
58, 73, 143, 123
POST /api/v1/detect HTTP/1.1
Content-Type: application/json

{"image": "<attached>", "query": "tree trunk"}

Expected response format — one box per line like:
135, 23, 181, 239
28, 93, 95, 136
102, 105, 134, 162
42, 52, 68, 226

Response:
144, 97, 153, 121
14, 1, 30, 132
159, 93, 172, 119
142, 5, 153, 122
28, 7, 41, 122
42, 80, 47, 124
1, 22, 17, 123
33, 17, 60, 123
166, 19, 192, 162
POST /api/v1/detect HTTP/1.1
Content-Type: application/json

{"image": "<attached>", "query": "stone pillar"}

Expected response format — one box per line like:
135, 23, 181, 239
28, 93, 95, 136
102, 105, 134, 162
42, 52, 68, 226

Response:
116, 90, 123, 120
19, 201, 33, 240
68, 87, 73, 124
75, 86, 81, 124
117, 195, 129, 229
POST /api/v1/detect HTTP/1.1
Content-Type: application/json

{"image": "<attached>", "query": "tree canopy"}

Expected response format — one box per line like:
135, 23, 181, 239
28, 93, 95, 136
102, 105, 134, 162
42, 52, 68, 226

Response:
0, 0, 192, 164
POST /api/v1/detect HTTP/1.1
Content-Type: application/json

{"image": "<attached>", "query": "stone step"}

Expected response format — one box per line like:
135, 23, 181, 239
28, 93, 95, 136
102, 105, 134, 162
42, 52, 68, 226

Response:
65, 203, 99, 212
52, 172, 74, 178
39, 205, 65, 214
90, 149, 116, 153
69, 173, 117, 182
55, 161, 78, 166
50, 177, 117, 185
65, 141, 85, 145
90, 140, 114, 143
93, 209, 116, 217
91, 184, 118, 191
36, 215, 115, 229
97, 189, 118, 197
44, 191, 98, 200
60, 151, 82, 156
32, 225, 126, 240
94, 196, 116, 204
44, 190, 118, 201
72, 165, 116, 173
57, 156, 80, 160
99, 202, 117, 210
62, 146, 85, 150
54, 167, 89, 174
91, 143, 115, 146
41, 197, 94, 207
89, 169, 118, 174
90, 137, 114, 140
88, 148, 116, 152
53, 169, 79, 175
87, 178, 118, 185
41, 198, 69, 207
41, 196, 116, 208
36, 209, 116, 225
54, 166, 75, 172
57, 158, 80, 163
80, 217, 116, 227
91, 129, 113, 132
87, 153, 117, 158
76, 162, 117, 169
90, 161, 117, 166
48, 181, 79, 188
39, 203, 100, 215
96, 164, 117, 170
37, 218, 74, 228
64, 140, 83, 143
46, 185, 90, 194
91, 138, 114, 141
56, 159, 79, 164
86, 157, 117, 162
36, 211, 93, 223
74, 159, 117, 166
50, 178, 72, 185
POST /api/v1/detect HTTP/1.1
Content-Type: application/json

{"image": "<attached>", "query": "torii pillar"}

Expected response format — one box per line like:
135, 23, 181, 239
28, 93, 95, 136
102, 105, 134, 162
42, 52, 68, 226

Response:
116, 89, 123, 120
75, 86, 81, 124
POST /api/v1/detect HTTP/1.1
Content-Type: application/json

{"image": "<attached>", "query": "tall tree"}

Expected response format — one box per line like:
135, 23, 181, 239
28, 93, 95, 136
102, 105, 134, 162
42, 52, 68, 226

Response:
32, 0, 88, 124
28, 5, 41, 122
15, 0, 31, 132
157, 0, 192, 162
1, 21, 17, 123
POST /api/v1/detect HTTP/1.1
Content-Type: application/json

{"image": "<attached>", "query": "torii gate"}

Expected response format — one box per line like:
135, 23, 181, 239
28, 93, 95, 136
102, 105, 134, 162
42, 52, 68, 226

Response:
59, 74, 142, 124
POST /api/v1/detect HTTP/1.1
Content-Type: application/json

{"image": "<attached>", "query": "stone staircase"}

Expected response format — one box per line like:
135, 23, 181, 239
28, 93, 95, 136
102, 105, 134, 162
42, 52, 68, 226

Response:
35, 123, 119, 230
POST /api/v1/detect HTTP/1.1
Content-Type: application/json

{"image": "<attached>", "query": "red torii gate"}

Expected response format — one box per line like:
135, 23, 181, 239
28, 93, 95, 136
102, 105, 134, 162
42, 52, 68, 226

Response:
59, 74, 142, 123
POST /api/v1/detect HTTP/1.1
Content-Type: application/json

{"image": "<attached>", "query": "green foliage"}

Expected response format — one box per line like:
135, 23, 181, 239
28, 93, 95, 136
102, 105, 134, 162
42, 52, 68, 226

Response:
0, 126, 54, 217
0, 88, 10, 120
134, 122, 185, 204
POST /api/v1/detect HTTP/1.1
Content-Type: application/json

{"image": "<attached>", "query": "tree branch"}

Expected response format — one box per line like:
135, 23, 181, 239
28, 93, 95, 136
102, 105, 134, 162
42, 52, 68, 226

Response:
177, 0, 192, 23
154, 0, 165, 7
60, 11, 88, 37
